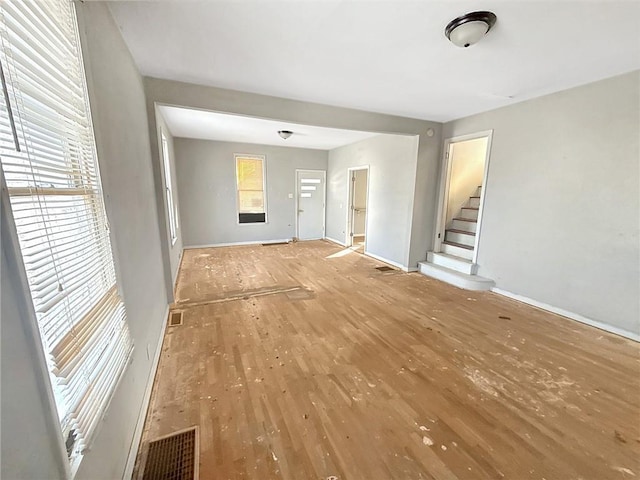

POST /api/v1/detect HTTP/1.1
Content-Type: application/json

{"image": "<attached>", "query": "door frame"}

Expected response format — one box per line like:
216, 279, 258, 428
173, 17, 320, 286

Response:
295, 169, 326, 240
346, 165, 370, 247
434, 130, 493, 263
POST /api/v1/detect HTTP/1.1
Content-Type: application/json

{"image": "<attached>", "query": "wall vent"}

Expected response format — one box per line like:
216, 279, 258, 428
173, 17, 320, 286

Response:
143, 426, 199, 480
375, 266, 395, 272
168, 310, 183, 327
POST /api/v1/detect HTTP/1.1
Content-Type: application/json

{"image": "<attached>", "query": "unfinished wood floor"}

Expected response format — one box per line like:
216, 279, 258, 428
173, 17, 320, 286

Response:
135, 240, 639, 480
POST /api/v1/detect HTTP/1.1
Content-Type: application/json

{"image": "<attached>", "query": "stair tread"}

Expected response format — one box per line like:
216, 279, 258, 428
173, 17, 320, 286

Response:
429, 251, 473, 264
447, 228, 476, 236
418, 262, 494, 284
443, 240, 474, 250
453, 217, 477, 223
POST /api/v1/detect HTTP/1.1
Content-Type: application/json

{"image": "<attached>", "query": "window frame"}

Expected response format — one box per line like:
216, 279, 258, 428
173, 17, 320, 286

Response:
161, 130, 178, 245
234, 153, 267, 225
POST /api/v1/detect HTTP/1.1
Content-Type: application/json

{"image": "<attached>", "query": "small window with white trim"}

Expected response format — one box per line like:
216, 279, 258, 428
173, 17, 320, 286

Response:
161, 131, 178, 244
235, 154, 266, 223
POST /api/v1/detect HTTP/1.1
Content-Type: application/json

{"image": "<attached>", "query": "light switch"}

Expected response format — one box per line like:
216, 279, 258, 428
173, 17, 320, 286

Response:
288, 193, 293, 199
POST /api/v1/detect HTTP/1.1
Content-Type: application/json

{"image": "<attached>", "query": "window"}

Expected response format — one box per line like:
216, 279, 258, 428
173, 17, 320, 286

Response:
161, 131, 178, 244
0, 0, 132, 473
235, 154, 266, 223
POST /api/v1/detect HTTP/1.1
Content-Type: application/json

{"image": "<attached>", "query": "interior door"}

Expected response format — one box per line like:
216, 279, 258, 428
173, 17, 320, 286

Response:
297, 170, 325, 240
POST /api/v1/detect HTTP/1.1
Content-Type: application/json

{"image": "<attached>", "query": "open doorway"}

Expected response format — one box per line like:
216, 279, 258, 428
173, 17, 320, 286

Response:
435, 131, 492, 263
347, 167, 369, 247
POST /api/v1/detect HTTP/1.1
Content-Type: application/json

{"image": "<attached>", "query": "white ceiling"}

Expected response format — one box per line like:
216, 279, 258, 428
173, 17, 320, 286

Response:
159, 106, 380, 149
108, 1, 640, 122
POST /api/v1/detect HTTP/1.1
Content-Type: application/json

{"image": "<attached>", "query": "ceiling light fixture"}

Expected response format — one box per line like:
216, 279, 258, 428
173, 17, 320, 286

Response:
278, 130, 293, 140
445, 11, 497, 48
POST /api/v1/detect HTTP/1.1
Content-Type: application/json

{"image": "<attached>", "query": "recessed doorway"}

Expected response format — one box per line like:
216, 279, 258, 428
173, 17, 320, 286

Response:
435, 131, 492, 263
347, 166, 369, 247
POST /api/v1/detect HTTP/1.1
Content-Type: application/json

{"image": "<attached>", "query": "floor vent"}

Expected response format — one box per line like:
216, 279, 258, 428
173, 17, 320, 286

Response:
168, 310, 183, 327
143, 426, 199, 480
375, 266, 395, 272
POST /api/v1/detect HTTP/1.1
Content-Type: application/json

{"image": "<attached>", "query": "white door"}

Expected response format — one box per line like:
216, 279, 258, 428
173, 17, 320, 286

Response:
296, 170, 326, 240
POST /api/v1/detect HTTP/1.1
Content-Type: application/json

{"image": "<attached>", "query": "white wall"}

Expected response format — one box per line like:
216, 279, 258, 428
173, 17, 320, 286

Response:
155, 109, 183, 284
446, 137, 487, 225
174, 139, 328, 246
443, 71, 640, 338
144, 77, 442, 268
327, 134, 420, 268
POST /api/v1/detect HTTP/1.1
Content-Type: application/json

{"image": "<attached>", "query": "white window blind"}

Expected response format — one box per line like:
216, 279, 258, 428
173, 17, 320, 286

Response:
0, 0, 132, 469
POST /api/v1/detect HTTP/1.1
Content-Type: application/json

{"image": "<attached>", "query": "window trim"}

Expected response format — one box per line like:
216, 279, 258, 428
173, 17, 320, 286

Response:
234, 153, 268, 225
161, 130, 178, 245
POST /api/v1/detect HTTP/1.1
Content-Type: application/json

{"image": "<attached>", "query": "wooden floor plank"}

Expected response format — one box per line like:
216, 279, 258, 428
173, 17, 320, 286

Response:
134, 240, 640, 479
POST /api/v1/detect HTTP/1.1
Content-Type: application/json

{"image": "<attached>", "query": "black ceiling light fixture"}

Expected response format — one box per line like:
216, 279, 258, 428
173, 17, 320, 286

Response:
445, 11, 497, 48
278, 130, 293, 139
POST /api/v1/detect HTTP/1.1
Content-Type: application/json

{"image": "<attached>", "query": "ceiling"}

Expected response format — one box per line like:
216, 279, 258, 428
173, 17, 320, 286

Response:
159, 106, 381, 150
108, 1, 640, 122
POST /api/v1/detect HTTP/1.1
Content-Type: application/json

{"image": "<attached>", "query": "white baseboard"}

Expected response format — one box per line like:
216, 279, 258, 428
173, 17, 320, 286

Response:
364, 250, 409, 272
323, 236, 346, 247
122, 304, 170, 480
492, 288, 639, 342
184, 239, 291, 249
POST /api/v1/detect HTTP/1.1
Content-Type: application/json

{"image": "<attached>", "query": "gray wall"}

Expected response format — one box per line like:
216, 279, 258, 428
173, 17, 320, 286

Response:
144, 77, 442, 268
443, 71, 640, 337
327, 134, 420, 268
175, 139, 328, 246
155, 109, 183, 283
76, 5, 170, 478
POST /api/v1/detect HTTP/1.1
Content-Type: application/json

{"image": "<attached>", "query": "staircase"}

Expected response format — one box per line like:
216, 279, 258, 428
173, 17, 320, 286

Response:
418, 186, 495, 290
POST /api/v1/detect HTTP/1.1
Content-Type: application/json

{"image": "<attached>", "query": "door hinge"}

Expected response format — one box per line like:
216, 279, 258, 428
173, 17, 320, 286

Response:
350, 232, 354, 237
445, 152, 449, 159
438, 233, 441, 238
352, 176, 356, 182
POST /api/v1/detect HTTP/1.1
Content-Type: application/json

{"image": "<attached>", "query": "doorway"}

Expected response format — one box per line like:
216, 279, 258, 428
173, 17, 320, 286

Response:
296, 169, 326, 240
347, 167, 369, 247
435, 132, 492, 263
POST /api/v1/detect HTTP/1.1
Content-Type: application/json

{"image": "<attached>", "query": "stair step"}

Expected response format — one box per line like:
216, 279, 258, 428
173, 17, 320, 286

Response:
418, 262, 494, 291
452, 218, 477, 233
447, 228, 475, 236
427, 251, 477, 275
442, 241, 473, 260
453, 217, 477, 223
443, 240, 473, 250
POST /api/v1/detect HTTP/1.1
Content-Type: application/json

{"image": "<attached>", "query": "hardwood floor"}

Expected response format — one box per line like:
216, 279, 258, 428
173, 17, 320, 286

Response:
134, 240, 639, 479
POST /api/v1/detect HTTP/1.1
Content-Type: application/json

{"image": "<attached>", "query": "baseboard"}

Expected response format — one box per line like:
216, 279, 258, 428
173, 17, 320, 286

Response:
363, 250, 409, 272
122, 304, 170, 479
184, 239, 292, 249
323, 236, 346, 247
492, 287, 639, 342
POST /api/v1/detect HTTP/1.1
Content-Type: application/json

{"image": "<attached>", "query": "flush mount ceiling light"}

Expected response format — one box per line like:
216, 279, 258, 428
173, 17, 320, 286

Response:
278, 130, 293, 139
445, 11, 497, 48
